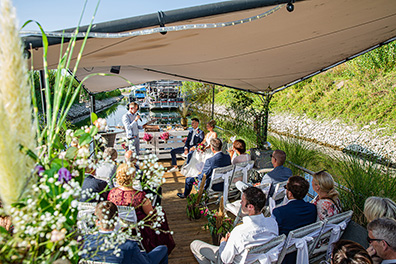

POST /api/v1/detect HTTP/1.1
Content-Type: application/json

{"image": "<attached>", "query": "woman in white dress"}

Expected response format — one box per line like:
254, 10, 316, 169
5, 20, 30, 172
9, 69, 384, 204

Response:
181, 120, 217, 177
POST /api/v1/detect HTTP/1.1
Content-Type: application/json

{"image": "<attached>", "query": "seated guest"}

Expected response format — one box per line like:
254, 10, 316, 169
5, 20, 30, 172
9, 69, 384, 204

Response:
108, 164, 175, 254
364, 197, 396, 223
331, 240, 373, 264
181, 120, 217, 178
228, 139, 251, 165
125, 149, 162, 206
261, 150, 292, 185
190, 187, 278, 264
96, 147, 118, 186
125, 149, 137, 166
272, 176, 317, 264
80, 169, 109, 202
311, 170, 342, 220
169, 118, 204, 172
367, 218, 396, 263
177, 138, 231, 199
81, 201, 168, 264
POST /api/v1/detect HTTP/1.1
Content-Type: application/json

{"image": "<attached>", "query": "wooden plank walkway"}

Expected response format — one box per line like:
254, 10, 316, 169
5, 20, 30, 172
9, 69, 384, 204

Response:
160, 159, 212, 264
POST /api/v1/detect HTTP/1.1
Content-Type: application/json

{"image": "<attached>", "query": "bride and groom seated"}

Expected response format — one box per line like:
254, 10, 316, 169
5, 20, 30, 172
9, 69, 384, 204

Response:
169, 118, 205, 173
177, 138, 231, 198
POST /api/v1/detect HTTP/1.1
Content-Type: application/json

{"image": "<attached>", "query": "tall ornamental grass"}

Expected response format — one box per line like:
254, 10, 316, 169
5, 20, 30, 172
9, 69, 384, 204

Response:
0, 0, 36, 208
331, 154, 396, 226
268, 134, 324, 175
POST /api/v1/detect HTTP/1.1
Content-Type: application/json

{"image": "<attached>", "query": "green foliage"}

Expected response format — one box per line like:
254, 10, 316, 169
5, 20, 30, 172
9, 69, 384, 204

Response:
201, 208, 233, 237
186, 190, 207, 220
330, 154, 396, 226
93, 89, 121, 100
269, 40, 396, 135
268, 134, 325, 175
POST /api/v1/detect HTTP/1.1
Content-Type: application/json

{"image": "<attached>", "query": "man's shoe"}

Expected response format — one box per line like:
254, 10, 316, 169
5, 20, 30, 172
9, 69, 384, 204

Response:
181, 153, 188, 158
168, 167, 179, 173
177, 193, 186, 199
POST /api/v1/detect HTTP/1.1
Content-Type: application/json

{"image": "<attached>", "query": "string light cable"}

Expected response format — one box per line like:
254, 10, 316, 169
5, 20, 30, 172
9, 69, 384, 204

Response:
20, 4, 285, 39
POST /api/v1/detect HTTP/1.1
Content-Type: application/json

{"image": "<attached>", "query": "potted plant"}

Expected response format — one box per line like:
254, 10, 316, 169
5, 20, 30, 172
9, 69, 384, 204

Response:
186, 175, 208, 220
178, 102, 190, 128
202, 197, 234, 246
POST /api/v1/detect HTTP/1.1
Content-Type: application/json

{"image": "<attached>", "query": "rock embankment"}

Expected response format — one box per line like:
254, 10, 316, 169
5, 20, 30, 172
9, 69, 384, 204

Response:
67, 95, 124, 123
209, 104, 395, 164
268, 113, 396, 164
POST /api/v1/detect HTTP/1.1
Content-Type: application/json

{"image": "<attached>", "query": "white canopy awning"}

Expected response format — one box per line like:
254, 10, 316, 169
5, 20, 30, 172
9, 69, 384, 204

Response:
23, 0, 396, 94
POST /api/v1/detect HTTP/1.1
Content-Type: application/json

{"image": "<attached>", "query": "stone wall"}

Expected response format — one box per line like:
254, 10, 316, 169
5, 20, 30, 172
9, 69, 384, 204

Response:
67, 95, 124, 122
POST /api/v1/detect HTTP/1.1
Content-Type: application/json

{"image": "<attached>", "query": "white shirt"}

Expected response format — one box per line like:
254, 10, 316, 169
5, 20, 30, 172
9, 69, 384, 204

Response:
219, 214, 278, 264
189, 128, 199, 147
122, 112, 142, 139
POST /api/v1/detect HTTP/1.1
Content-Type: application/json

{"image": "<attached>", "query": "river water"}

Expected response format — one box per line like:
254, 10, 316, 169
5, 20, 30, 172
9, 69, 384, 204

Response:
73, 101, 183, 129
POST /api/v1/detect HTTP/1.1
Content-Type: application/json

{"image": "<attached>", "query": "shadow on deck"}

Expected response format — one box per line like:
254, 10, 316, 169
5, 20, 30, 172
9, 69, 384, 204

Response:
160, 159, 212, 264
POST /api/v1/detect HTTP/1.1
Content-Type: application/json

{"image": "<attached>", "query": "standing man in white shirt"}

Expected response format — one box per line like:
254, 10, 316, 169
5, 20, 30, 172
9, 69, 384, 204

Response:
122, 102, 146, 156
190, 187, 278, 264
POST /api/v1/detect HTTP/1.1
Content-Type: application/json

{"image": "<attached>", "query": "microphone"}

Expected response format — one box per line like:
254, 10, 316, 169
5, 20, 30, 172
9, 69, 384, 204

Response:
136, 112, 142, 122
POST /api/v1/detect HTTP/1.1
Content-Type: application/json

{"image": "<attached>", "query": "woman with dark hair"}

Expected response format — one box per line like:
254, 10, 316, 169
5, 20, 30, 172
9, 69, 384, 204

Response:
181, 120, 217, 177
331, 240, 373, 264
228, 139, 251, 165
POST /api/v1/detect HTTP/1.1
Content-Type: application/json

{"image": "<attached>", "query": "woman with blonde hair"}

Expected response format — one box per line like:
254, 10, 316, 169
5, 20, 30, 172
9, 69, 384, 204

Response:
311, 170, 342, 220
107, 164, 175, 254
364, 196, 396, 223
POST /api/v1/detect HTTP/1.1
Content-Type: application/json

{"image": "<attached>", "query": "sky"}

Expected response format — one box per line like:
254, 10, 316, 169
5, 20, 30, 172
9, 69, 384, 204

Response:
14, 0, 226, 31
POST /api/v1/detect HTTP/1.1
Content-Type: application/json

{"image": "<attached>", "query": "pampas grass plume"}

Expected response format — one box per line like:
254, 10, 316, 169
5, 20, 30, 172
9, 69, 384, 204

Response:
0, 0, 36, 209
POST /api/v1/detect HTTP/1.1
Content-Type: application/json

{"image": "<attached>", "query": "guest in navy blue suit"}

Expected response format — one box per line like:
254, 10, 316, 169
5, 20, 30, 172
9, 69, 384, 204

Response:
272, 175, 317, 264
81, 201, 168, 264
177, 138, 231, 198
169, 118, 204, 173
80, 172, 109, 202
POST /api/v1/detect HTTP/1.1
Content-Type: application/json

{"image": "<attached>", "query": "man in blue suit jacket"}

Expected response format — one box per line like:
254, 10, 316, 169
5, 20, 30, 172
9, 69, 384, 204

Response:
81, 201, 168, 264
169, 118, 204, 172
272, 176, 317, 264
177, 138, 231, 198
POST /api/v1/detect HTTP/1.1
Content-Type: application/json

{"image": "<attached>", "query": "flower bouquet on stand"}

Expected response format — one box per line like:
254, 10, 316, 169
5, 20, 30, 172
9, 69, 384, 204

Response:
202, 197, 234, 246
143, 133, 153, 144
160, 132, 170, 143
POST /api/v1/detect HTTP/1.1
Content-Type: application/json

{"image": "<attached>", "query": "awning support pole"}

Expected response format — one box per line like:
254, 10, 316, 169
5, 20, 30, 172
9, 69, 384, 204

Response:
90, 94, 96, 120
257, 93, 272, 148
212, 85, 215, 120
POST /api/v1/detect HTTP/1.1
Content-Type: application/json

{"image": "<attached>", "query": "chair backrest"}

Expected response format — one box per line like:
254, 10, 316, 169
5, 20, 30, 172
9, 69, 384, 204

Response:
309, 210, 353, 261
117, 205, 138, 224
277, 220, 326, 264
248, 234, 287, 264
208, 164, 235, 193
271, 180, 288, 202
232, 160, 255, 183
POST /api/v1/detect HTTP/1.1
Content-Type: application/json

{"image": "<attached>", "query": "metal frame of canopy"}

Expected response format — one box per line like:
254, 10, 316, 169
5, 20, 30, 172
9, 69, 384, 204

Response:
23, 0, 396, 147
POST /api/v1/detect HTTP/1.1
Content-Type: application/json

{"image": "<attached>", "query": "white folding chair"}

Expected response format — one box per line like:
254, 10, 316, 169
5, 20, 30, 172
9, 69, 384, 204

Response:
206, 165, 235, 205
277, 220, 327, 264
228, 160, 254, 200
248, 234, 287, 264
309, 210, 353, 263
117, 205, 138, 224
77, 202, 97, 233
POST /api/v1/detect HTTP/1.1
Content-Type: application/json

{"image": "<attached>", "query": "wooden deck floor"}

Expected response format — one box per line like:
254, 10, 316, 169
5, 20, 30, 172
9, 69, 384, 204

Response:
160, 159, 212, 264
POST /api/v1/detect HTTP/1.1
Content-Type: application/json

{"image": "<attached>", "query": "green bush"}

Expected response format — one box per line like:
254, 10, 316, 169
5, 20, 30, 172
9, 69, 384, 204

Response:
330, 154, 396, 226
